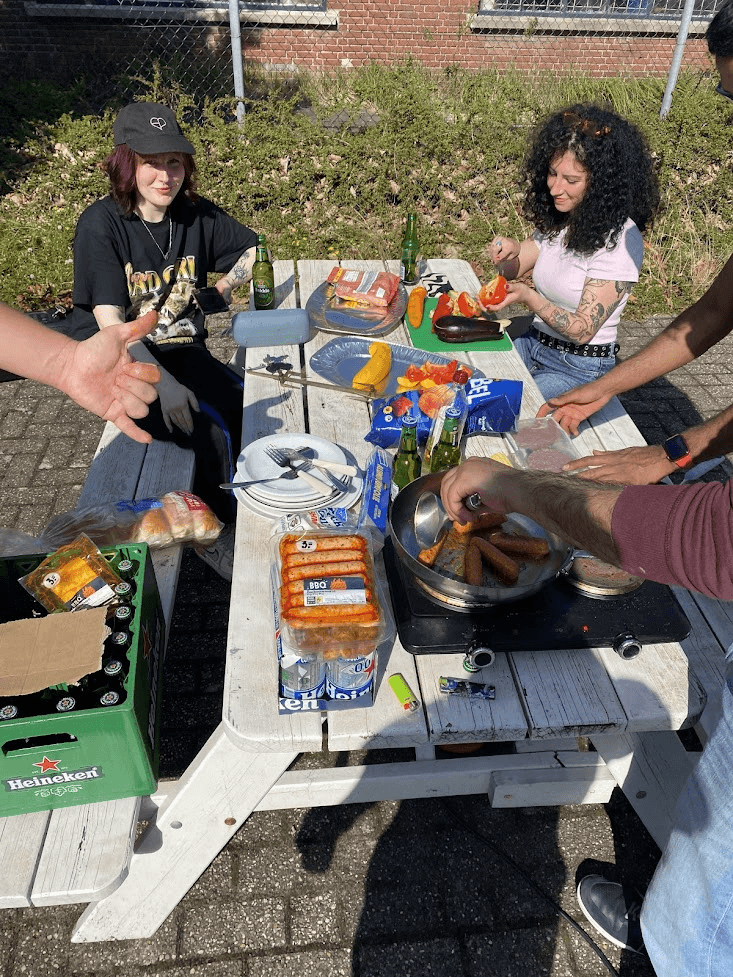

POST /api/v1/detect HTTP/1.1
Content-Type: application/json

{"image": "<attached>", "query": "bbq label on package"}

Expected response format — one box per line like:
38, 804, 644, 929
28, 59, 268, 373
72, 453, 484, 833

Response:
303, 576, 367, 606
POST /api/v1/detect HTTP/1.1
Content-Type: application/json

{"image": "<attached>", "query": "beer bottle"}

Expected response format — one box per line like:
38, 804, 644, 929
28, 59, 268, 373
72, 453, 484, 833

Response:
392, 412, 420, 493
429, 406, 464, 474
400, 213, 420, 285
42, 684, 79, 713
102, 656, 126, 679
116, 559, 135, 580
95, 682, 126, 708
252, 234, 275, 310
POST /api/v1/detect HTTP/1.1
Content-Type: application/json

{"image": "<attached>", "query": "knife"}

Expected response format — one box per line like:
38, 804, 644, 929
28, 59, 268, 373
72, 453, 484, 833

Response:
219, 474, 299, 490
288, 449, 358, 478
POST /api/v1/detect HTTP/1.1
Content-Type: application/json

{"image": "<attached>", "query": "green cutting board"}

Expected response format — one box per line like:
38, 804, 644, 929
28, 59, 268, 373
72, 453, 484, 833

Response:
406, 296, 513, 353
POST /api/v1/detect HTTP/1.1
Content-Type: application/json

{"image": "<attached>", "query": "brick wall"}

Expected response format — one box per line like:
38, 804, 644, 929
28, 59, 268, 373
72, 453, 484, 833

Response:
0, 0, 712, 91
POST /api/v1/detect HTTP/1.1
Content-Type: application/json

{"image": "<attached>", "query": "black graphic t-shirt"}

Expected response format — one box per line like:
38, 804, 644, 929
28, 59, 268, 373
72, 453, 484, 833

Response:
72, 195, 257, 347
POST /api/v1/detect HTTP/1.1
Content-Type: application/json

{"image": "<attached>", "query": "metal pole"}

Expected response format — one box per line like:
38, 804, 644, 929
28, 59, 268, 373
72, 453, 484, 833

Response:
228, 0, 245, 124
660, 0, 698, 118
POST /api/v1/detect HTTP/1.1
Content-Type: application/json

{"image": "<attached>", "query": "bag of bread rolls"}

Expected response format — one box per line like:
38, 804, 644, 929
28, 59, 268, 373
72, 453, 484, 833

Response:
39, 492, 223, 551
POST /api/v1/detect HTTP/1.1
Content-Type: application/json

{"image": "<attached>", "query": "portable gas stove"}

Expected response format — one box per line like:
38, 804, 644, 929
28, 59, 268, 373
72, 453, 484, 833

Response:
383, 539, 691, 664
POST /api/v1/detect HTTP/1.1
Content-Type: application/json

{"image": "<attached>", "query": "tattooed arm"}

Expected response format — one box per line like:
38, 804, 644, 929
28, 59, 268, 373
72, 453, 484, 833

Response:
214, 246, 257, 304
490, 277, 632, 344
536, 278, 631, 344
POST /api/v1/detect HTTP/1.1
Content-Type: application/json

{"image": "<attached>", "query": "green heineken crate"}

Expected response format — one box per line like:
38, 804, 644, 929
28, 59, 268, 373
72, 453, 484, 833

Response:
0, 543, 165, 816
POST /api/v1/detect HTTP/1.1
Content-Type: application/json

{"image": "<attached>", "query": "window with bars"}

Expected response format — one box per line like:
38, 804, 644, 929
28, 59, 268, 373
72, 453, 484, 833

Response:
478, 0, 717, 17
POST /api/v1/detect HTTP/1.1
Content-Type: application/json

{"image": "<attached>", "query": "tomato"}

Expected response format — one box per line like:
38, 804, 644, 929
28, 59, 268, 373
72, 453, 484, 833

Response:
391, 395, 414, 416
431, 293, 453, 325
405, 363, 427, 383
457, 292, 479, 318
418, 384, 455, 418
423, 359, 458, 384
478, 275, 508, 307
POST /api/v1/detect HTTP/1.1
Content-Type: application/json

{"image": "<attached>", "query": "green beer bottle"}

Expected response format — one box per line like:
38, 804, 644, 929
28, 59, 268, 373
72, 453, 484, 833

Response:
392, 412, 420, 493
429, 406, 464, 474
252, 234, 275, 310
400, 213, 420, 285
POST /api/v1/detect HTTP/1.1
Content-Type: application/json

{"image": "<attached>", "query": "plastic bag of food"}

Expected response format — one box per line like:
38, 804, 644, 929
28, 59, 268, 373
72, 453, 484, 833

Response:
40, 491, 223, 551
326, 266, 400, 309
366, 377, 523, 449
19, 534, 125, 613
271, 512, 390, 659
356, 447, 392, 536
0, 528, 48, 557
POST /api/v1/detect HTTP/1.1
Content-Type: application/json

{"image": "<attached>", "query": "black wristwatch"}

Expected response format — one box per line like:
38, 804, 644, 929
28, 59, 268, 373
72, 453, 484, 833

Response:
663, 434, 692, 469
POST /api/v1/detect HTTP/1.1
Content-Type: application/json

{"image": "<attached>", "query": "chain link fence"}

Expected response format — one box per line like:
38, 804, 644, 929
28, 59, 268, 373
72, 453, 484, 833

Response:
4, 0, 725, 112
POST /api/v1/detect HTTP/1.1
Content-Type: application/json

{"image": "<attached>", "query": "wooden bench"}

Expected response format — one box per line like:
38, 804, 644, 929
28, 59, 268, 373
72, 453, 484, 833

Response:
0, 424, 194, 909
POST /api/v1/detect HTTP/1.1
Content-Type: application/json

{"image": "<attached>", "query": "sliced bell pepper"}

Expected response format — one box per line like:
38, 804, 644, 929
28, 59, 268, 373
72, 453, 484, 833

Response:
405, 363, 427, 383
431, 293, 453, 325
457, 292, 480, 317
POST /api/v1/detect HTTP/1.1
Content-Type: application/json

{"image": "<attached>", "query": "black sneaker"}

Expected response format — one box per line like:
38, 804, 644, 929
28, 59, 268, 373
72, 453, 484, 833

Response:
576, 874, 644, 953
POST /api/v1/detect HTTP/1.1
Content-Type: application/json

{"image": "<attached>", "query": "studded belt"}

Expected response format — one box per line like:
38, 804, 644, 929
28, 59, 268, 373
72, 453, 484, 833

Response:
531, 327, 619, 359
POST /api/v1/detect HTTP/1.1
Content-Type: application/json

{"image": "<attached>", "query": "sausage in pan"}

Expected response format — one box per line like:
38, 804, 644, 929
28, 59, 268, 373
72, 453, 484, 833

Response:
472, 536, 520, 585
486, 531, 550, 561
452, 512, 504, 535
464, 539, 484, 586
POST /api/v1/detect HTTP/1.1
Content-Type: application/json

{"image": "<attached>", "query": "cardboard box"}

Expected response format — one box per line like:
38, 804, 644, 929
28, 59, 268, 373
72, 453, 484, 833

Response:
0, 544, 164, 815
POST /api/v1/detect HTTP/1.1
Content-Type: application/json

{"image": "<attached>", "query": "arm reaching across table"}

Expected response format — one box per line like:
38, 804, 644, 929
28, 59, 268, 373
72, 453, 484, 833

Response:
440, 456, 733, 600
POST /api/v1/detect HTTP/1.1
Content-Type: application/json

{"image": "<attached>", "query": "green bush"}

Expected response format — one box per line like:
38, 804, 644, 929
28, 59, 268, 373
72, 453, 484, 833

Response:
2, 63, 732, 318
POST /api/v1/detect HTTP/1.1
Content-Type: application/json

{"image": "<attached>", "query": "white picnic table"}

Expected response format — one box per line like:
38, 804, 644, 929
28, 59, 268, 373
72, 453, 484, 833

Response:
71, 258, 710, 943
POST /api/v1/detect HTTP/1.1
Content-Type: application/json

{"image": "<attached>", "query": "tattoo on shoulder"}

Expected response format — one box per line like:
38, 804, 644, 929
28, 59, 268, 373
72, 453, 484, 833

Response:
225, 247, 257, 288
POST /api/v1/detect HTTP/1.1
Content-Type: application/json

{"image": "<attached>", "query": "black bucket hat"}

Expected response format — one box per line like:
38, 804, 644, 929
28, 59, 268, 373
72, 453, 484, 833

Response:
113, 102, 195, 155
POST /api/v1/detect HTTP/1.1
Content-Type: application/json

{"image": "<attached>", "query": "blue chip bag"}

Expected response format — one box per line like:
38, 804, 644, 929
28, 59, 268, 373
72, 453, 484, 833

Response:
464, 378, 523, 435
366, 378, 522, 449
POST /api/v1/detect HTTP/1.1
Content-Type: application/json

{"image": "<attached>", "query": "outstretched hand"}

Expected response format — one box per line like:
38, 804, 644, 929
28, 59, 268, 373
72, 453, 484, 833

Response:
537, 382, 613, 436
561, 444, 673, 485
56, 311, 161, 443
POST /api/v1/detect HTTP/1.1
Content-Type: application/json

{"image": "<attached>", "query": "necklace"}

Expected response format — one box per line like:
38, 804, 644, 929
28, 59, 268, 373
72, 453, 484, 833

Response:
137, 211, 172, 259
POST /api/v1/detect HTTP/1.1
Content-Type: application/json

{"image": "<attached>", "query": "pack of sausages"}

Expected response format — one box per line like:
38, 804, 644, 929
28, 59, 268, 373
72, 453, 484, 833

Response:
274, 523, 387, 659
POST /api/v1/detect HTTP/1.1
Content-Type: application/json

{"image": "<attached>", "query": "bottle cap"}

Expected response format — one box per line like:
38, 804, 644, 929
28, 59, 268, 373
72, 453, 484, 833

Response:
445, 406, 462, 419
402, 412, 418, 427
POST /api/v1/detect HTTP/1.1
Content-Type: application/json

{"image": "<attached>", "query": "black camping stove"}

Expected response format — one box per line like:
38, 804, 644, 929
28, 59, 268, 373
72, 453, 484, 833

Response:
383, 539, 690, 663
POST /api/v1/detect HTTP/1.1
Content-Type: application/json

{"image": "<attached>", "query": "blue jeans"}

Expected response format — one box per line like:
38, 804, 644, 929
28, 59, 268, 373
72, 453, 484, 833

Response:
513, 332, 615, 401
641, 651, 733, 975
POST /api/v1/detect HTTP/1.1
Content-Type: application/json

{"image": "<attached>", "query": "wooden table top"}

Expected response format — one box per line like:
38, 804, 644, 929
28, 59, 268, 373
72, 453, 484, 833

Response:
223, 258, 706, 754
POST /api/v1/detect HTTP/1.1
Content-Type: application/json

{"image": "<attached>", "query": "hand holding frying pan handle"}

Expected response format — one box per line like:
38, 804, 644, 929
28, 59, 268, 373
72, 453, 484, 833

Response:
464, 493, 484, 512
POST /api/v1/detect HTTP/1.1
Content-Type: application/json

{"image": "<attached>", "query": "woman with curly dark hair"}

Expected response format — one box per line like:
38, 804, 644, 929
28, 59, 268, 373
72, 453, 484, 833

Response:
483, 103, 660, 400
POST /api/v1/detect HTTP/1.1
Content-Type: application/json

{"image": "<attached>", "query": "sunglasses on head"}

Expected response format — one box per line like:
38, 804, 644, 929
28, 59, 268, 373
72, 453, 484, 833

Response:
562, 111, 611, 138
716, 83, 733, 103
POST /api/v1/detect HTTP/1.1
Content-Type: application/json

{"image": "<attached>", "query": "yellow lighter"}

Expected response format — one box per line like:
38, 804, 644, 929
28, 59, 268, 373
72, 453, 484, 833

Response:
388, 673, 420, 713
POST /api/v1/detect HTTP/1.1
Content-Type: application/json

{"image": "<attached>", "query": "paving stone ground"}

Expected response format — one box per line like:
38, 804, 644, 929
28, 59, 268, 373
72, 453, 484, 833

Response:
0, 315, 730, 977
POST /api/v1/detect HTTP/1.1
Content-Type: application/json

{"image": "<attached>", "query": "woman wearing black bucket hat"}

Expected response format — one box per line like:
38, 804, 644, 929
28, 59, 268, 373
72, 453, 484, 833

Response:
69, 101, 261, 580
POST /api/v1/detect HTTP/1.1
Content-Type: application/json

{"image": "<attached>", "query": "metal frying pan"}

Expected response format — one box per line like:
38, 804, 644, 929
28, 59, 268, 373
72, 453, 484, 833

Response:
388, 472, 573, 610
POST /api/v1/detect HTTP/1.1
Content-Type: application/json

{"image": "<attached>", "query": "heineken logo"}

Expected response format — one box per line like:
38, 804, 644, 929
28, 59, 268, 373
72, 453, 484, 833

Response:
3, 758, 103, 793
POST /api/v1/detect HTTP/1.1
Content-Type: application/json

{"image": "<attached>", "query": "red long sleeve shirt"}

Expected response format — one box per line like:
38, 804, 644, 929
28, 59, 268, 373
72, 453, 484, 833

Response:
612, 480, 733, 601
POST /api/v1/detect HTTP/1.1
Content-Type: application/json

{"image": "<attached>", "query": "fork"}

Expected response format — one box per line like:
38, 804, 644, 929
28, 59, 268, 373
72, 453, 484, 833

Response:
264, 445, 337, 493
276, 446, 357, 479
